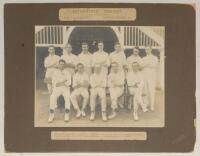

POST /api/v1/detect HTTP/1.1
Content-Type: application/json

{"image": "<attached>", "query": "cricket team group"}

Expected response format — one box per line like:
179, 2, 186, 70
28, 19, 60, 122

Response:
43, 41, 158, 123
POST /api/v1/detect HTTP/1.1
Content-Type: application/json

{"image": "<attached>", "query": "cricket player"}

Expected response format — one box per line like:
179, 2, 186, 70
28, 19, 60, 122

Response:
78, 42, 93, 75
44, 45, 60, 94
126, 62, 148, 121
139, 46, 158, 111
48, 59, 71, 123
70, 63, 90, 118
126, 47, 142, 71
90, 64, 107, 121
107, 62, 125, 119
109, 42, 126, 72
61, 43, 78, 76
92, 41, 110, 76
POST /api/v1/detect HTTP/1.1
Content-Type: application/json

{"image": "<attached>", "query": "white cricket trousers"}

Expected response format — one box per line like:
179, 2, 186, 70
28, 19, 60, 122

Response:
45, 68, 56, 93
50, 86, 70, 110
142, 68, 156, 110
90, 88, 106, 112
70, 88, 89, 110
128, 87, 146, 112
109, 87, 124, 109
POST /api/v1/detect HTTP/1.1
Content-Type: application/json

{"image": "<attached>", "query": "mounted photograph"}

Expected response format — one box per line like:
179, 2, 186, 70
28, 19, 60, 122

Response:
34, 25, 165, 127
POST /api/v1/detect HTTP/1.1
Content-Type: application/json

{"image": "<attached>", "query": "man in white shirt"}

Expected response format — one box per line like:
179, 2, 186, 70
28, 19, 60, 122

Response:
107, 62, 125, 119
61, 43, 78, 76
78, 42, 93, 75
126, 47, 142, 71
90, 64, 107, 121
109, 42, 126, 72
126, 62, 148, 121
92, 41, 110, 76
44, 45, 60, 94
70, 63, 90, 118
139, 46, 158, 111
48, 59, 71, 123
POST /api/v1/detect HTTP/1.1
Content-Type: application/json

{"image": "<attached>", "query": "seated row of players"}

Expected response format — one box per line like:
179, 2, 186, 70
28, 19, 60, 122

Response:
44, 42, 158, 123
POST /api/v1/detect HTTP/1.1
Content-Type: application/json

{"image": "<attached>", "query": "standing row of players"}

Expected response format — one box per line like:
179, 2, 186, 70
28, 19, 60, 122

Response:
44, 42, 158, 122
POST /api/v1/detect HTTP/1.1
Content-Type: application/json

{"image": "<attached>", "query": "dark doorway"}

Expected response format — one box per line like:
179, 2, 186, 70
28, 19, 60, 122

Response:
68, 27, 119, 54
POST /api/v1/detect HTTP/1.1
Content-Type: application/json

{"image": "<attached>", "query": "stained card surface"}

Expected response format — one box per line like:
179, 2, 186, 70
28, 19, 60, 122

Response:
4, 3, 196, 152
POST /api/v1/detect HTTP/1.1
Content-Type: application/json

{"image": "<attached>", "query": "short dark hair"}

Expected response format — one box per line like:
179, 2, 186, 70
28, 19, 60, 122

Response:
82, 42, 88, 46
98, 41, 104, 44
132, 61, 139, 65
59, 59, 66, 64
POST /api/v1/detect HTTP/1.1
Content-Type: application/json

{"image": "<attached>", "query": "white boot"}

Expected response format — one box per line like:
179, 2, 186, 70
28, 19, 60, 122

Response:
108, 110, 117, 119
133, 111, 139, 121
90, 112, 95, 121
48, 113, 54, 123
102, 112, 107, 121
64, 113, 69, 122
142, 107, 149, 113
81, 110, 86, 117
76, 110, 81, 118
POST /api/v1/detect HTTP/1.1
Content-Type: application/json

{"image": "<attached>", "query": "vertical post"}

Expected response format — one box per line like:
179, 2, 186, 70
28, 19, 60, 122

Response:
51, 26, 53, 44
60, 26, 62, 45
47, 27, 49, 44
128, 27, 131, 46
127, 27, 129, 46
53, 26, 56, 44
121, 26, 124, 49
56, 26, 59, 44
39, 31, 42, 44
135, 27, 139, 46
42, 28, 45, 44
62, 26, 68, 46
132, 27, 134, 46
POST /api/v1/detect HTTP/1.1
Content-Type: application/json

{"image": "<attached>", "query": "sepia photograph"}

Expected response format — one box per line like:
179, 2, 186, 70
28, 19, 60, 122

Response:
4, 2, 197, 152
34, 25, 165, 127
